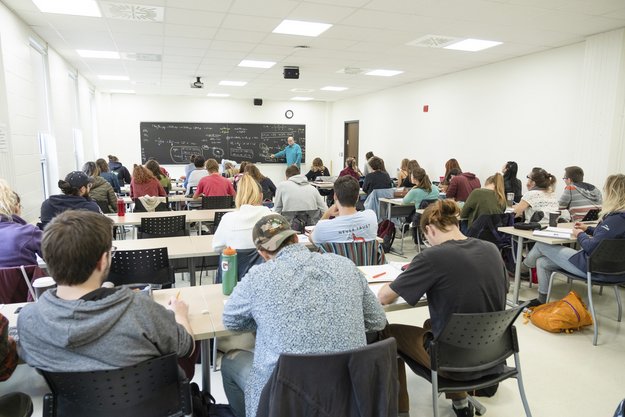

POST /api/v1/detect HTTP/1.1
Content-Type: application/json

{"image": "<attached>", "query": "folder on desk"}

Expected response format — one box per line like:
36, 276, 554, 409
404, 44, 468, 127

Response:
532, 227, 573, 239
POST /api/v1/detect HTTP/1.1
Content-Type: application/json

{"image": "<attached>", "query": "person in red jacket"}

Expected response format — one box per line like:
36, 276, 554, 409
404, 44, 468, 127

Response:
130, 164, 167, 198
445, 168, 481, 202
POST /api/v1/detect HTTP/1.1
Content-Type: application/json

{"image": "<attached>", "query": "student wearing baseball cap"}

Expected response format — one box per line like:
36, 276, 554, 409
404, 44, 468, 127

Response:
220, 214, 387, 417
39, 170, 101, 229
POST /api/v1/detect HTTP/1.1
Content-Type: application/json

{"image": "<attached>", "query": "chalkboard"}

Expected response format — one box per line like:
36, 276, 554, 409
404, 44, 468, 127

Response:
140, 122, 306, 164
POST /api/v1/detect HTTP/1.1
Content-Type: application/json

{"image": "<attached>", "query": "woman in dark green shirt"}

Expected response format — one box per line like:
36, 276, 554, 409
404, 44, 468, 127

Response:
460, 172, 507, 228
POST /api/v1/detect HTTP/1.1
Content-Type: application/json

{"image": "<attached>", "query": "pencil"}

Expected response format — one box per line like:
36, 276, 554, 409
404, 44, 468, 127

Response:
176, 290, 181, 300
372, 272, 387, 279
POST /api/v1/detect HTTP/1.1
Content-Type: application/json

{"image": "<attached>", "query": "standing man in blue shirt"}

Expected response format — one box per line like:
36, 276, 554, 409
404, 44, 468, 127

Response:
271, 136, 302, 169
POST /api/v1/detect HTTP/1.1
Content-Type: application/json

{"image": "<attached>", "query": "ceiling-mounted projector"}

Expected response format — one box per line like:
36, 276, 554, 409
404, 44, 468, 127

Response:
191, 76, 204, 88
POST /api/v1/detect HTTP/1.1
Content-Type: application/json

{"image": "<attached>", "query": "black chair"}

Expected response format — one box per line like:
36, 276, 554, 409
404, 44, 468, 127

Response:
399, 304, 532, 417
214, 248, 264, 284
138, 215, 188, 239
467, 213, 516, 272
256, 338, 398, 417
412, 199, 439, 252
40, 353, 191, 417
280, 210, 322, 233
206, 210, 228, 235
94, 199, 113, 214
108, 247, 175, 288
201, 195, 233, 209
133, 198, 170, 213
546, 239, 625, 346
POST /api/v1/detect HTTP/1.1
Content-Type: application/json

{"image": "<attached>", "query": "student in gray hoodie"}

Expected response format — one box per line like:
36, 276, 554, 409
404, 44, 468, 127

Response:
17, 210, 194, 374
273, 165, 327, 216
559, 166, 603, 221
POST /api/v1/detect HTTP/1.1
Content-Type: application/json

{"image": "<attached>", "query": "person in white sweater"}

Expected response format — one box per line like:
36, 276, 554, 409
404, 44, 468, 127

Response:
273, 166, 327, 216
213, 174, 271, 250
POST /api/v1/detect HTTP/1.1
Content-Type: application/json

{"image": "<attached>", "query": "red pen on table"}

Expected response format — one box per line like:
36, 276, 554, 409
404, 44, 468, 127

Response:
372, 272, 387, 279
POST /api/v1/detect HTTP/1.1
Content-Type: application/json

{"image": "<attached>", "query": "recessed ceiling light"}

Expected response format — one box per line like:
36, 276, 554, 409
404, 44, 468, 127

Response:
98, 75, 130, 81
273, 19, 332, 37
108, 89, 135, 94
238, 60, 276, 69
321, 86, 348, 92
444, 39, 502, 52
290, 88, 314, 93
33, 0, 101, 17
365, 70, 403, 77
291, 96, 314, 101
207, 93, 230, 97
77, 50, 120, 59
219, 81, 247, 87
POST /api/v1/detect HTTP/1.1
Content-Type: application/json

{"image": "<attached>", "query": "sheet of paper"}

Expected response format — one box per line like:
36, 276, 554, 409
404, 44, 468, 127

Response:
360, 263, 403, 282
297, 234, 309, 243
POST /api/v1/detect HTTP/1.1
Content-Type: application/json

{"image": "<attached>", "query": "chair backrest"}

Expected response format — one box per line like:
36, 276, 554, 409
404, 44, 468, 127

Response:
201, 195, 233, 209
588, 239, 625, 275
280, 210, 322, 232
40, 353, 191, 417
213, 210, 228, 229
139, 215, 188, 239
108, 248, 174, 286
317, 240, 386, 266
466, 213, 514, 249
133, 198, 170, 213
94, 199, 112, 214
418, 199, 438, 209
215, 248, 264, 284
0, 265, 46, 303
256, 338, 398, 417
431, 305, 525, 374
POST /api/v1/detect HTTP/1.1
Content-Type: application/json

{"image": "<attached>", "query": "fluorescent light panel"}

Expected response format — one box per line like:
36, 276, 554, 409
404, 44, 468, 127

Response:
98, 75, 130, 81
207, 93, 230, 97
365, 69, 403, 77
219, 81, 247, 87
238, 60, 276, 69
77, 50, 120, 59
33, 0, 101, 17
444, 39, 502, 52
321, 86, 348, 92
291, 96, 314, 101
273, 19, 332, 37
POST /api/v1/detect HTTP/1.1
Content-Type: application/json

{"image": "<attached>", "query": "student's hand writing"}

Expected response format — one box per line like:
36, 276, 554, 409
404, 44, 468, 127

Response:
168, 297, 189, 317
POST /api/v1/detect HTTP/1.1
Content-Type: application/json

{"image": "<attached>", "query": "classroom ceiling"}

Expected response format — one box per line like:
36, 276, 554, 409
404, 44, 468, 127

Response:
3, 0, 625, 102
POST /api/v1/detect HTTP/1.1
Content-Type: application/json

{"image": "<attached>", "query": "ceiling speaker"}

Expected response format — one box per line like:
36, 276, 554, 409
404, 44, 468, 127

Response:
283, 66, 299, 79
254, 98, 263, 106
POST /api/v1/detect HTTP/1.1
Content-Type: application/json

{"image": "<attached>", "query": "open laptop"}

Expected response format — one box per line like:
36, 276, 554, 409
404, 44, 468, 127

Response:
581, 209, 600, 222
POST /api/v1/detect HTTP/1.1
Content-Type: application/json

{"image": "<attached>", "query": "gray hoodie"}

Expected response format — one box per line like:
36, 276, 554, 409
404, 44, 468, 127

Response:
273, 174, 328, 214
17, 288, 193, 372
559, 182, 603, 221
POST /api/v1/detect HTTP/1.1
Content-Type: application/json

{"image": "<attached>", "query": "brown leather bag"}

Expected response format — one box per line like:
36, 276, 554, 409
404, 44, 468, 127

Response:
525, 291, 593, 333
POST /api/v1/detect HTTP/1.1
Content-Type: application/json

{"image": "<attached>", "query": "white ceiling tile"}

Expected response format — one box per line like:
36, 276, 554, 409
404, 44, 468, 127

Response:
162, 46, 207, 56
164, 0, 234, 12
287, 3, 356, 23
229, 0, 299, 18
220, 14, 281, 32
164, 8, 226, 26
164, 36, 211, 48
165, 24, 217, 38
105, 20, 164, 35
213, 28, 268, 43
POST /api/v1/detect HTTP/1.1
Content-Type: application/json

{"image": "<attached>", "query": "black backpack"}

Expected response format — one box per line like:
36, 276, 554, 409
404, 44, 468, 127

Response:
377, 220, 396, 253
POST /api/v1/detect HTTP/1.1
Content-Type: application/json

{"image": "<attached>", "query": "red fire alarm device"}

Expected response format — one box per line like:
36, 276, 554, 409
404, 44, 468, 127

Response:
423, 105, 429, 112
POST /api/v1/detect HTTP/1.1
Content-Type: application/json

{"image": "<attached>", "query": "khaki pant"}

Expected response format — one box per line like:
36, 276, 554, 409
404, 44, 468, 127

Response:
379, 321, 467, 413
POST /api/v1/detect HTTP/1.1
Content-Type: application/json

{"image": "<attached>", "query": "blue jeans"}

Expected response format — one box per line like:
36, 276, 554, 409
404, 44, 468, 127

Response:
523, 242, 586, 295
221, 349, 253, 417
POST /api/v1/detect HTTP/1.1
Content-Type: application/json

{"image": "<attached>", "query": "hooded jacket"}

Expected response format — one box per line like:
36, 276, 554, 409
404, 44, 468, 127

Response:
108, 161, 131, 186
559, 182, 603, 221
446, 172, 481, 202
213, 204, 272, 250
17, 288, 193, 372
0, 214, 42, 268
89, 176, 118, 213
273, 174, 327, 214
568, 212, 625, 280
39, 194, 101, 230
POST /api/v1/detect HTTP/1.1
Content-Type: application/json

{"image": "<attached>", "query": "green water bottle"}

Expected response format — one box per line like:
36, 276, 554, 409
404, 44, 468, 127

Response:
221, 247, 238, 295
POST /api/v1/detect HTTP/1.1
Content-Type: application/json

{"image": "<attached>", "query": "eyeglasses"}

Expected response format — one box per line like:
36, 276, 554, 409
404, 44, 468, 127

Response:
110, 246, 117, 258
526, 175, 533, 180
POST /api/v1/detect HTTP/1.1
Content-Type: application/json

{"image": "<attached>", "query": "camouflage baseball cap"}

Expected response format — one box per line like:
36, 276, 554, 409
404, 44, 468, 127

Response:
252, 214, 297, 252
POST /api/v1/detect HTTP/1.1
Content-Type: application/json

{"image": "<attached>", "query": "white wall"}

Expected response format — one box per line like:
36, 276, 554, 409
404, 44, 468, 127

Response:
98, 95, 330, 184
0, 3, 96, 222
328, 42, 595, 195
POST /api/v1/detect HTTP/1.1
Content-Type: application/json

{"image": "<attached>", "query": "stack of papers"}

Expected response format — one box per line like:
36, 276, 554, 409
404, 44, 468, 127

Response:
532, 227, 573, 239
360, 263, 404, 283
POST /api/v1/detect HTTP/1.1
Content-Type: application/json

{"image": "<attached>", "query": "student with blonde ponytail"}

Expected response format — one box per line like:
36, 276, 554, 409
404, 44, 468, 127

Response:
460, 172, 507, 228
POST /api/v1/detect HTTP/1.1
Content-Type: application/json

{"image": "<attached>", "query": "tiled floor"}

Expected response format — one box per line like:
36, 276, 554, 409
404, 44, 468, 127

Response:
3, 236, 624, 416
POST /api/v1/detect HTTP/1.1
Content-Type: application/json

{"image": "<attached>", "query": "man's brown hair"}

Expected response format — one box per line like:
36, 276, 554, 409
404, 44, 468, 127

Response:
42, 211, 113, 286
285, 165, 300, 178
205, 158, 219, 173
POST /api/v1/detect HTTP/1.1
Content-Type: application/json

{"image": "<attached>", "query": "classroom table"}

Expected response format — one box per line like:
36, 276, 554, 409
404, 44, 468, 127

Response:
498, 223, 583, 305
120, 185, 186, 194
379, 197, 416, 255
122, 195, 197, 210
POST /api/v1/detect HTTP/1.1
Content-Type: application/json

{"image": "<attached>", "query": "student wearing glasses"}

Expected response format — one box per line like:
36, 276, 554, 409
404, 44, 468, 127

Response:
558, 166, 602, 221
512, 167, 559, 224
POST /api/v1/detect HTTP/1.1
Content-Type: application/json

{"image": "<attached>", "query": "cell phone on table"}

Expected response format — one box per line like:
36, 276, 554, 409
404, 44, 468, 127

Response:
14, 306, 22, 314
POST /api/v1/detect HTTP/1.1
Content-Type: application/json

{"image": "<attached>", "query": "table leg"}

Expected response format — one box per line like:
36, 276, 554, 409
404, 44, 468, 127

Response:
512, 236, 524, 305
189, 257, 196, 286
201, 339, 211, 394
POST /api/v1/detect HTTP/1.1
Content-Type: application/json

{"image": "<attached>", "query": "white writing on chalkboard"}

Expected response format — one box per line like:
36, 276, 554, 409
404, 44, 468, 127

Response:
140, 122, 306, 164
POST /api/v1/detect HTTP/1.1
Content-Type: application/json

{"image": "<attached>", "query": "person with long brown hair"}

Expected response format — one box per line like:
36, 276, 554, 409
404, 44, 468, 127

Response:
145, 159, 172, 193
377, 199, 508, 417
245, 164, 276, 201
96, 158, 121, 194
512, 167, 558, 223
362, 156, 392, 195
460, 172, 506, 229
130, 164, 166, 198
305, 157, 330, 182
524, 174, 625, 306
402, 168, 439, 209
396, 158, 410, 187
83, 161, 117, 213
339, 157, 362, 180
